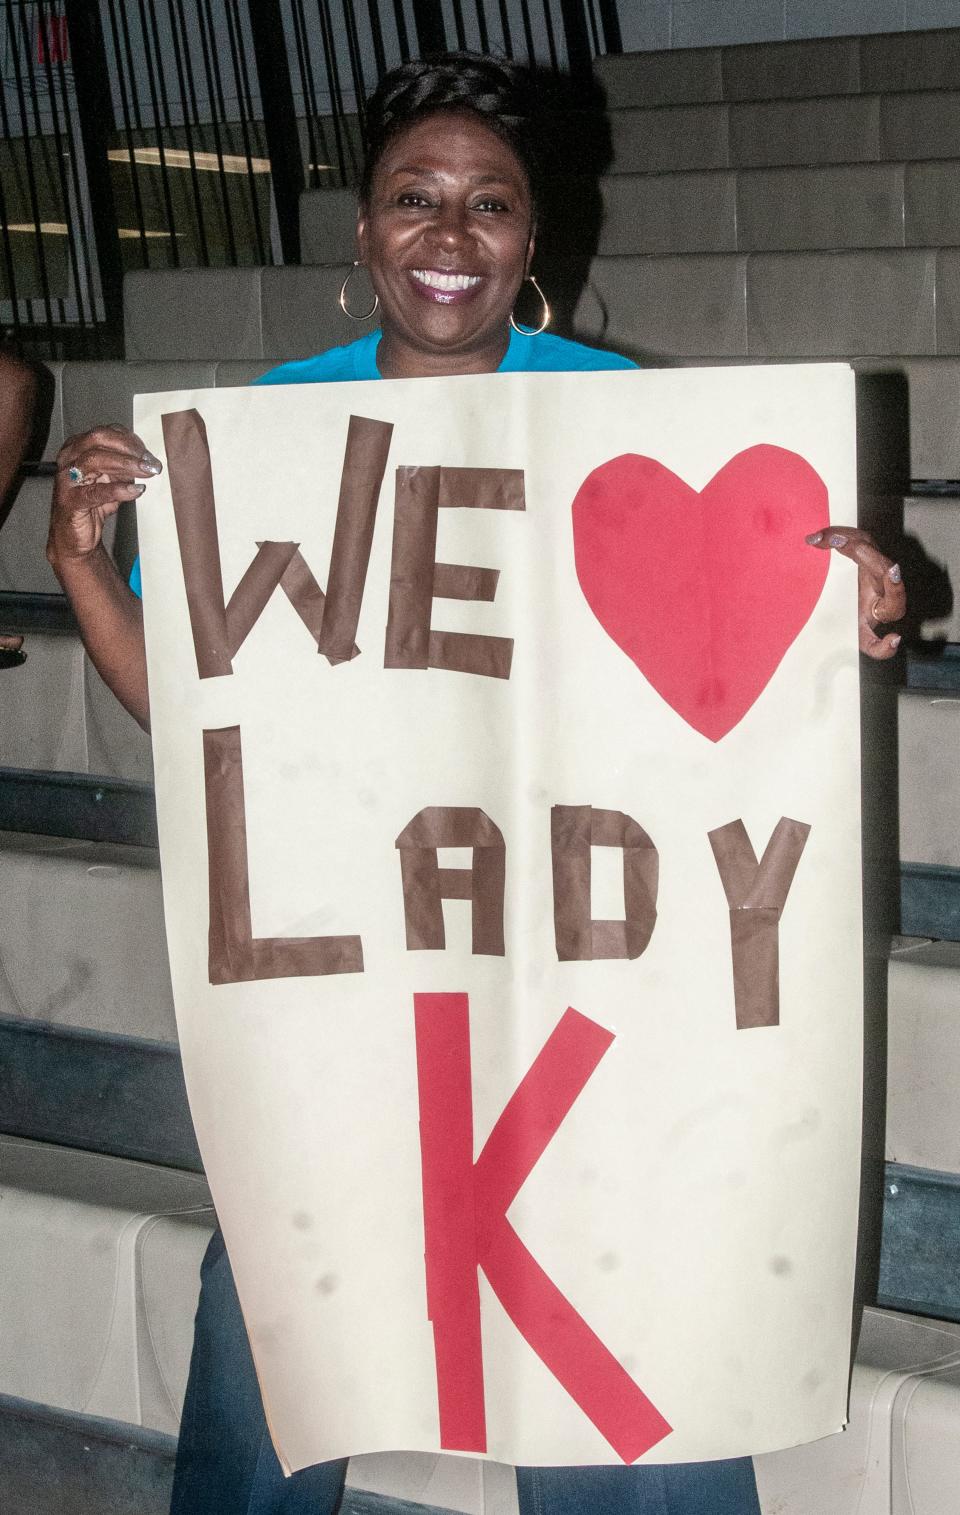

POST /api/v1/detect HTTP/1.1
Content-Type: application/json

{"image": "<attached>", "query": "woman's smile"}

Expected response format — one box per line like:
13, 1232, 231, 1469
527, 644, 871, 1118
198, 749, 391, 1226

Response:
410, 268, 484, 301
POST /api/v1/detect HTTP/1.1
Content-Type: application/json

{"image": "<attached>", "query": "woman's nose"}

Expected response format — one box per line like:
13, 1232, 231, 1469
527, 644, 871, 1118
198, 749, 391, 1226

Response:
428, 202, 471, 251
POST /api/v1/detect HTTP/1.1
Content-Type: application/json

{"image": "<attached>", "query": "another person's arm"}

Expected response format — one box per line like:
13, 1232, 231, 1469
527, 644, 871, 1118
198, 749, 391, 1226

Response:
0, 352, 39, 661
46, 425, 161, 730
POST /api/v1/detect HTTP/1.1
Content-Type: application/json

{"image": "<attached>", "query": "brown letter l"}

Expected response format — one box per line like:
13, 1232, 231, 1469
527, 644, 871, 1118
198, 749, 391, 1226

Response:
204, 725, 363, 984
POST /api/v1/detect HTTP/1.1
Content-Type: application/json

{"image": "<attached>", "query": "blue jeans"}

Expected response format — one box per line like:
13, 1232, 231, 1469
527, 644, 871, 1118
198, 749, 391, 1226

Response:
171, 1230, 760, 1515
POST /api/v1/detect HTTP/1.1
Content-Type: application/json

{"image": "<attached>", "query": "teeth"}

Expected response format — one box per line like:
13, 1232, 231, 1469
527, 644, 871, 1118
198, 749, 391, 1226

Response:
412, 269, 481, 291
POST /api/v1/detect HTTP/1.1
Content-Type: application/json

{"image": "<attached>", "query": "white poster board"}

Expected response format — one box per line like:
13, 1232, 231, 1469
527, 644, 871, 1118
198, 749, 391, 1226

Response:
135, 363, 863, 1473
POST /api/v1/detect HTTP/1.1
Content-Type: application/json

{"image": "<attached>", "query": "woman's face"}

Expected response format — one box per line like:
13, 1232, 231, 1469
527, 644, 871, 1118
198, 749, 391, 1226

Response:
356, 109, 535, 377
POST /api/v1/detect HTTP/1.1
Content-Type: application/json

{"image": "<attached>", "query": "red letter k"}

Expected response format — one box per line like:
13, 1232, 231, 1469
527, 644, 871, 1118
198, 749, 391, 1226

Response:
414, 992, 672, 1463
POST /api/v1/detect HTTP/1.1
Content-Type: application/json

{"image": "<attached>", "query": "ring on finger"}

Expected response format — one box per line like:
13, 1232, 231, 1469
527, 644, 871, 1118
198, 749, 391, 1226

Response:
67, 465, 85, 485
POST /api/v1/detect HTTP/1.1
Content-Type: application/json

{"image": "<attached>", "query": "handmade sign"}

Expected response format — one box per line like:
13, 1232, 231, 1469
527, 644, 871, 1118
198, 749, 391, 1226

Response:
135, 363, 863, 1473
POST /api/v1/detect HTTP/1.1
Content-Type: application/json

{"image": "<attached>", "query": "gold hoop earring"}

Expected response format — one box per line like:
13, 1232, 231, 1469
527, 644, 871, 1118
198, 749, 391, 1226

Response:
510, 275, 550, 336
339, 261, 379, 322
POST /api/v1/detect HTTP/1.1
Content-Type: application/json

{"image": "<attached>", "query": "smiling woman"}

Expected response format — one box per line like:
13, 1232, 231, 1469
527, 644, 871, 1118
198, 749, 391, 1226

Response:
44, 48, 902, 1515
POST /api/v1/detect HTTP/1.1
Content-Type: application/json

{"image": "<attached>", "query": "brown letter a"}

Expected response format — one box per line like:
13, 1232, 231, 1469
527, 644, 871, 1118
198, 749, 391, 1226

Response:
395, 808, 505, 955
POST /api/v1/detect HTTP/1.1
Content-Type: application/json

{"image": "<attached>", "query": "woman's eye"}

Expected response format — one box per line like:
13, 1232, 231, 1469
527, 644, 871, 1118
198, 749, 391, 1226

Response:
474, 198, 509, 213
397, 192, 433, 208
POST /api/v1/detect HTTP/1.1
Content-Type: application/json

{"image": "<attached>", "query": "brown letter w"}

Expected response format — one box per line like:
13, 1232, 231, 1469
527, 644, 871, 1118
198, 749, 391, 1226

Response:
163, 408, 392, 678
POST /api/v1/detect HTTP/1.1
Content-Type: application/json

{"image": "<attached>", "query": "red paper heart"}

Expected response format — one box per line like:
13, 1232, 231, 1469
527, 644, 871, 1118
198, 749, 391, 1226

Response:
571, 445, 830, 742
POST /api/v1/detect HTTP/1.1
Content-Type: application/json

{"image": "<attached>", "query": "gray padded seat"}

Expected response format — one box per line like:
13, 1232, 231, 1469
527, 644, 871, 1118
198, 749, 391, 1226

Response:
607, 101, 730, 175
887, 940, 960, 1175
0, 1136, 211, 1434
595, 30, 960, 112
299, 187, 359, 265
899, 690, 960, 869
572, 253, 749, 359
123, 266, 373, 363
736, 162, 906, 252
593, 45, 726, 110
536, 158, 960, 259
0, 631, 152, 781
0, 834, 174, 1041
60, 360, 219, 437
571, 249, 960, 363
0, 475, 69, 594
124, 269, 265, 362
746, 248, 940, 358
260, 263, 375, 360
594, 36, 862, 110
595, 172, 738, 256
605, 88, 960, 177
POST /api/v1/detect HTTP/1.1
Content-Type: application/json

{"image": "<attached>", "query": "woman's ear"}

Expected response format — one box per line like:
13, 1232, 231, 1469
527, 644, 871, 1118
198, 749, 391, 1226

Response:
524, 223, 536, 277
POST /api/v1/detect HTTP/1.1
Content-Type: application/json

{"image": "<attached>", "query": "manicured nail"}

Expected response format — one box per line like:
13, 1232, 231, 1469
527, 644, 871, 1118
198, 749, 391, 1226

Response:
828, 533, 848, 548
890, 635, 902, 649
141, 455, 162, 474
132, 483, 146, 495
889, 563, 902, 584
805, 531, 824, 545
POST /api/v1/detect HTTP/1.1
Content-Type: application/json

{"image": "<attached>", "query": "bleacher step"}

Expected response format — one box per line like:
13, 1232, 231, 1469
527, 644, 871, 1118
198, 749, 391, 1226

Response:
593, 29, 960, 111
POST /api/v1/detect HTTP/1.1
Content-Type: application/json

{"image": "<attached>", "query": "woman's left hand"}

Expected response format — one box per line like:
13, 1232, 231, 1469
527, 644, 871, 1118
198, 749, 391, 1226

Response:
806, 526, 906, 660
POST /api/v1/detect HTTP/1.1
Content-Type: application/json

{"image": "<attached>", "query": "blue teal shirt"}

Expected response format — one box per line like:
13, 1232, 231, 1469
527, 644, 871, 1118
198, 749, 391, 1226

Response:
129, 329, 636, 595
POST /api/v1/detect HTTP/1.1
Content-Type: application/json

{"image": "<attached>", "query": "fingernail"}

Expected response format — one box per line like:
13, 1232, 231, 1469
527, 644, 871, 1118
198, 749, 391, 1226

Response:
828, 533, 848, 548
889, 563, 902, 584
890, 635, 902, 649
132, 483, 146, 496
141, 455, 162, 474
805, 531, 824, 545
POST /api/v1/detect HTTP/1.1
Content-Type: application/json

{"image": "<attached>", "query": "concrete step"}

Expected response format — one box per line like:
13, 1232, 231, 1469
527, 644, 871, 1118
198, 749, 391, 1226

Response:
0, 1136, 212, 1434
123, 264, 370, 363
570, 246, 960, 361
16, 351, 960, 490
606, 88, 960, 175
0, 833, 173, 1041
120, 250, 960, 367
300, 161, 960, 264
594, 28, 960, 110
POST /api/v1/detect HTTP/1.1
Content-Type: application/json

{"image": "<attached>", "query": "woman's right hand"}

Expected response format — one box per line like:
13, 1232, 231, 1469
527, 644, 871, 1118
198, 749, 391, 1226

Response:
48, 424, 162, 566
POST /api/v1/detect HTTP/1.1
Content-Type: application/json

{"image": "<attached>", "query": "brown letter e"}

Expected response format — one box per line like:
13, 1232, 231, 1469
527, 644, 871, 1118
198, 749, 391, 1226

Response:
204, 726, 363, 984
384, 466, 524, 680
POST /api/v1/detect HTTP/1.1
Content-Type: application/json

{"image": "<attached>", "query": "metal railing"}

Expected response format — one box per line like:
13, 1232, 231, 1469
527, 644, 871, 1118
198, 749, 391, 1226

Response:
0, 0, 623, 358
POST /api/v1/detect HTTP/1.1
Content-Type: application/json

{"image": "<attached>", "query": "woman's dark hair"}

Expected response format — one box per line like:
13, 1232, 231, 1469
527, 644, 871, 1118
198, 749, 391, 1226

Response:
360, 52, 542, 211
